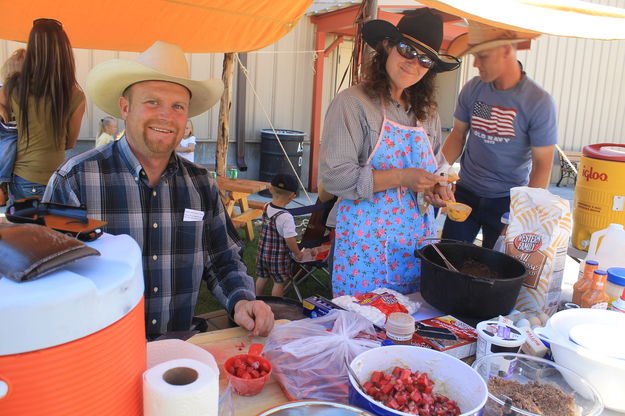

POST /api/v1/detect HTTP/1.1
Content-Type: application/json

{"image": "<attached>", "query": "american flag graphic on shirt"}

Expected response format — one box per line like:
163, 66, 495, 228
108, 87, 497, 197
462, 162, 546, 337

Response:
471, 101, 517, 137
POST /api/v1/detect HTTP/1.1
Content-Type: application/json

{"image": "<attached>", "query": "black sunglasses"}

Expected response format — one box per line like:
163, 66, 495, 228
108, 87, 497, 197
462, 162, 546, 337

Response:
33, 18, 63, 27
395, 41, 435, 69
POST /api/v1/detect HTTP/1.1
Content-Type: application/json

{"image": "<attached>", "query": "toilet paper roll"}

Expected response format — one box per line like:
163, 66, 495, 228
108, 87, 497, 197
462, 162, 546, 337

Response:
147, 339, 219, 377
143, 358, 219, 416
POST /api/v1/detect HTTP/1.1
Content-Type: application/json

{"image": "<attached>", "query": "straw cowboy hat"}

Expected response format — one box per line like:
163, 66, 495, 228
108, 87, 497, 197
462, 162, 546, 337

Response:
449, 20, 540, 57
86, 41, 224, 118
362, 8, 461, 73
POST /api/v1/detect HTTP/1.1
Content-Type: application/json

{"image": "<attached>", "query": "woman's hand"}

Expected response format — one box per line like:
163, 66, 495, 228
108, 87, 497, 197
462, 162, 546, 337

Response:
400, 168, 439, 193
425, 183, 456, 207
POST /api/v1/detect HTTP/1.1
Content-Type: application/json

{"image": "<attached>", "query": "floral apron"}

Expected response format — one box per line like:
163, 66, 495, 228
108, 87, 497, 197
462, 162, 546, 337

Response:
332, 103, 437, 297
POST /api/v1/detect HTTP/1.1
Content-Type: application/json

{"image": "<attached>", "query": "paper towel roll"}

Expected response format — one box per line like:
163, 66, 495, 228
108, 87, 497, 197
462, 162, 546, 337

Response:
147, 339, 219, 376
143, 358, 219, 416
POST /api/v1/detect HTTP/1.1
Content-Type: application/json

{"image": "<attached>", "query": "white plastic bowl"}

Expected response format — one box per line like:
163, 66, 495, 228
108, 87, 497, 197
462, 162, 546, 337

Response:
534, 308, 625, 412
347, 345, 488, 416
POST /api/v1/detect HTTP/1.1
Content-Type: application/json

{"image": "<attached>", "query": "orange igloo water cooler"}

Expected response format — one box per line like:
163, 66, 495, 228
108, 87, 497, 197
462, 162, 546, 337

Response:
572, 143, 625, 250
0, 233, 146, 415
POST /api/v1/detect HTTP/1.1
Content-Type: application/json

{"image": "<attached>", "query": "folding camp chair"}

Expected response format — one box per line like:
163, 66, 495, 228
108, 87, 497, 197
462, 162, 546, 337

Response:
282, 196, 336, 302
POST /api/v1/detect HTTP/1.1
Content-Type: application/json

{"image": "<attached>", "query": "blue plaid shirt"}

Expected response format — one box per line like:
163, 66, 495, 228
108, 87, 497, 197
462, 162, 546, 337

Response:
42, 137, 255, 337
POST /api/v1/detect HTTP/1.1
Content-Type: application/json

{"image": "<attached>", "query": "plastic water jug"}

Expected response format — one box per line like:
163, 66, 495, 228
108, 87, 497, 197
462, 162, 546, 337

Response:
578, 223, 625, 279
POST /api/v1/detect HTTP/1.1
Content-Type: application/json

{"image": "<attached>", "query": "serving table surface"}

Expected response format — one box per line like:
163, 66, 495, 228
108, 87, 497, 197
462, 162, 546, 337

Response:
187, 303, 623, 416
187, 320, 289, 416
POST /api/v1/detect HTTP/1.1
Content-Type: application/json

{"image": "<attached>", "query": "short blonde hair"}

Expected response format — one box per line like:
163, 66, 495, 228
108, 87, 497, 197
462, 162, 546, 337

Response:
98, 116, 117, 137
186, 119, 194, 137
1, 49, 25, 83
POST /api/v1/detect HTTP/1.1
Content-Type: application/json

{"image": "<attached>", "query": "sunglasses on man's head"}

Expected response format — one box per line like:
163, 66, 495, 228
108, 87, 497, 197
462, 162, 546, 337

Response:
395, 41, 435, 69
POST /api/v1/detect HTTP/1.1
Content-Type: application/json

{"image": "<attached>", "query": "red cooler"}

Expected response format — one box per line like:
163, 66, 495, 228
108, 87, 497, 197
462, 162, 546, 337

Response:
0, 233, 146, 415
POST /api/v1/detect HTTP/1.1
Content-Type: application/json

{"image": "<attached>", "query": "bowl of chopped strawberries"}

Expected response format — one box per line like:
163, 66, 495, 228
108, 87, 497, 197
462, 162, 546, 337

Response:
224, 343, 272, 396
347, 345, 487, 416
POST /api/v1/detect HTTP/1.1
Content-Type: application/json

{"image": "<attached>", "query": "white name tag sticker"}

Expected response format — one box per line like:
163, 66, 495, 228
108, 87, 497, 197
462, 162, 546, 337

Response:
183, 208, 205, 222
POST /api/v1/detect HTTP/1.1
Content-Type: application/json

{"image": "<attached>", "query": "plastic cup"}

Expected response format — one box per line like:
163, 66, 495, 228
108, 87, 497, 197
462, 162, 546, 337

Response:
445, 201, 472, 222
224, 343, 271, 396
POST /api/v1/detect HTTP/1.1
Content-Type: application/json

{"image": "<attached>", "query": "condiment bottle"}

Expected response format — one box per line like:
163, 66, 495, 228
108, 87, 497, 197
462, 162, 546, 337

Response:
572, 260, 599, 306
581, 269, 610, 309
611, 286, 625, 313
385, 312, 415, 345
606, 267, 625, 304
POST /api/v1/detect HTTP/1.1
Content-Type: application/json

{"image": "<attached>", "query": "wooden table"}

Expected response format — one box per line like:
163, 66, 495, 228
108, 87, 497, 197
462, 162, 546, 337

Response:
216, 177, 270, 240
187, 315, 624, 416
188, 321, 289, 416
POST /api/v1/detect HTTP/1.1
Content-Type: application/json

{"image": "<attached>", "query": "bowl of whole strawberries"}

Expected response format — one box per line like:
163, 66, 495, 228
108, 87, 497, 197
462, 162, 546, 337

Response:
348, 345, 487, 416
224, 343, 272, 396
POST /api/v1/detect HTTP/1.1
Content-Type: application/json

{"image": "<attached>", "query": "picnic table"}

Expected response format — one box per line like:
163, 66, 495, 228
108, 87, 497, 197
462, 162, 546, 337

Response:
216, 177, 270, 240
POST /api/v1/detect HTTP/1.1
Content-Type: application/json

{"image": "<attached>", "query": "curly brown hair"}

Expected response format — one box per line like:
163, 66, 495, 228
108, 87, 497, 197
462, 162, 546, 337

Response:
361, 40, 437, 122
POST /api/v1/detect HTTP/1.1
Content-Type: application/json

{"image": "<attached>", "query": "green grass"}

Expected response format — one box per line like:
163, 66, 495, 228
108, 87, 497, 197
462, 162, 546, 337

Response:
194, 218, 332, 315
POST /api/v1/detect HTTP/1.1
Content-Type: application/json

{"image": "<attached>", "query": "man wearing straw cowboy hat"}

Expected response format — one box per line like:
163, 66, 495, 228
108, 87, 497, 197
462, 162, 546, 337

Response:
43, 41, 274, 339
434, 21, 557, 249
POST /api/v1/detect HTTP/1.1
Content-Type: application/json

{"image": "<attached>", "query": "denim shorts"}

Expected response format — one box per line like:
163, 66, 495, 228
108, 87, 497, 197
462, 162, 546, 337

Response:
9, 175, 47, 200
0, 124, 17, 183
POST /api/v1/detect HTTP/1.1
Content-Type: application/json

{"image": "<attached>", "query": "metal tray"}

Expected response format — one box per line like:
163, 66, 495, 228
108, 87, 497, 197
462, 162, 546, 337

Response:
256, 296, 308, 321
256, 400, 373, 416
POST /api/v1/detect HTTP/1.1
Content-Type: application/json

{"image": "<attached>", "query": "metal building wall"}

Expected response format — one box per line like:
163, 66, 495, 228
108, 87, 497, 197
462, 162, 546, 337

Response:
0, 19, 314, 142
0, 18, 316, 181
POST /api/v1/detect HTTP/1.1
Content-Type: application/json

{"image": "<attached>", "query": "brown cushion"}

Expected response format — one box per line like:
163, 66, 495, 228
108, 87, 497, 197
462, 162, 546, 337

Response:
0, 223, 100, 282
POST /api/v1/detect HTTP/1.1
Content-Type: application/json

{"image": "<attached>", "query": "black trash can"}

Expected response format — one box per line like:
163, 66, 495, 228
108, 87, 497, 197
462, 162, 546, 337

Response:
259, 129, 305, 196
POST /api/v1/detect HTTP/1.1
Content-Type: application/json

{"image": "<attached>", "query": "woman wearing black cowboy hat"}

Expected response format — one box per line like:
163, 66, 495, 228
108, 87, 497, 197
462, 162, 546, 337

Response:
319, 8, 460, 297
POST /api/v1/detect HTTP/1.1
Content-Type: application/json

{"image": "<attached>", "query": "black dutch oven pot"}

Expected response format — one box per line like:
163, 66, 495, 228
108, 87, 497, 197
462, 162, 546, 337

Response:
415, 241, 527, 320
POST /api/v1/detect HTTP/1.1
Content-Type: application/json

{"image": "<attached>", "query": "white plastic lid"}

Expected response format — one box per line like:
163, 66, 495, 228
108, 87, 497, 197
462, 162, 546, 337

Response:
386, 312, 415, 336
476, 320, 526, 348
0, 233, 144, 355
569, 323, 625, 360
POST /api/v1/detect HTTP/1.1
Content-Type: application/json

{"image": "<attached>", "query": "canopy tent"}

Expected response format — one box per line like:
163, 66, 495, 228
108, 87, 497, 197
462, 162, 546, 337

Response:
417, 0, 625, 40
1, 0, 314, 52
1, 0, 314, 185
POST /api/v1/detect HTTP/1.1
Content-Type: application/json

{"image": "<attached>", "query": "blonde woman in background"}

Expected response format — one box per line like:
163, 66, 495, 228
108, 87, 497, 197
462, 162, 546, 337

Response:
95, 116, 118, 147
175, 120, 196, 162
0, 48, 26, 205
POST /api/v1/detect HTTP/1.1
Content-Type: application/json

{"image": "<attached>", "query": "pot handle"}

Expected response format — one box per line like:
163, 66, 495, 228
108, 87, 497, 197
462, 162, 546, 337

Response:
533, 326, 577, 353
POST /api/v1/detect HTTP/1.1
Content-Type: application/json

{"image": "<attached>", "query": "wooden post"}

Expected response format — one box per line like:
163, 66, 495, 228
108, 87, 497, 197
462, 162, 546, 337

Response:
351, 0, 377, 85
216, 52, 235, 177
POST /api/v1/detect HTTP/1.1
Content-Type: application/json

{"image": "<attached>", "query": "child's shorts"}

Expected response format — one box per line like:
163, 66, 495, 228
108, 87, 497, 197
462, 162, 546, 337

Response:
256, 262, 291, 284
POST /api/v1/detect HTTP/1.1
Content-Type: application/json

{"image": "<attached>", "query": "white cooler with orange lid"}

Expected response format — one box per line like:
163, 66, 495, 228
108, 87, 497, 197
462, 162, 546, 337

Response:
572, 143, 625, 250
0, 233, 146, 415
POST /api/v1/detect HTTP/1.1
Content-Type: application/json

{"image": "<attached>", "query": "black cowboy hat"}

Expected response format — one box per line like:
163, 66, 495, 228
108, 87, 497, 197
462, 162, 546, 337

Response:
362, 8, 461, 73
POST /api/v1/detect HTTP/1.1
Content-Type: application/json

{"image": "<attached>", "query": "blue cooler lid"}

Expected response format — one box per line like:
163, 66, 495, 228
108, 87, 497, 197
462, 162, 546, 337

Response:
607, 267, 625, 286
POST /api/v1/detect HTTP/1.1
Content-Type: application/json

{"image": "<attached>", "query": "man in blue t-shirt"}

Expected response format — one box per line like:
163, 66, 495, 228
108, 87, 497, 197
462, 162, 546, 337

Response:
435, 21, 557, 249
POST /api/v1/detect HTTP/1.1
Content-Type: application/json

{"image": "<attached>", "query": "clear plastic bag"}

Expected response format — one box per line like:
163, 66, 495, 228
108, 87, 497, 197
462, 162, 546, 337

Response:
263, 310, 381, 403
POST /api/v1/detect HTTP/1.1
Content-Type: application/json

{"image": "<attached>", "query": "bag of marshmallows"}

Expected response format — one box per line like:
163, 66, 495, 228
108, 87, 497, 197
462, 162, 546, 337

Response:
506, 186, 572, 315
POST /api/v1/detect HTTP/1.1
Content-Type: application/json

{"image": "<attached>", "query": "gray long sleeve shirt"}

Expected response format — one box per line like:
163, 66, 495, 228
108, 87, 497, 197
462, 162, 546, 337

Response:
319, 84, 443, 202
